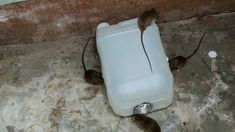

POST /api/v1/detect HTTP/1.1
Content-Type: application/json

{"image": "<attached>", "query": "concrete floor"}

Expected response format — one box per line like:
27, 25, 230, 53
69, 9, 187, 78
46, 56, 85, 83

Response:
0, 12, 234, 132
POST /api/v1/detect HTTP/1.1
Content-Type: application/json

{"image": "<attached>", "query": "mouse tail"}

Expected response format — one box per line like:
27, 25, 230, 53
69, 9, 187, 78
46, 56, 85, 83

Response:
132, 114, 161, 132
82, 36, 92, 72
141, 31, 153, 73
186, 32, 206, 60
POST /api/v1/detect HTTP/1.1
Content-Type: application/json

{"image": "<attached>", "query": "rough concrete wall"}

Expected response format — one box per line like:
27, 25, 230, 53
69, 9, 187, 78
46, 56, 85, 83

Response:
0, 0, 234, 45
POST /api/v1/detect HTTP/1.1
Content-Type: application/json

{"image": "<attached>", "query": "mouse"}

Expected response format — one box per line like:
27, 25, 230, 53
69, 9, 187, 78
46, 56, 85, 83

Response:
169, 32, 206, 71
132, 114, 161, 132
82, 36, 103, 85
138, 8, 159, 73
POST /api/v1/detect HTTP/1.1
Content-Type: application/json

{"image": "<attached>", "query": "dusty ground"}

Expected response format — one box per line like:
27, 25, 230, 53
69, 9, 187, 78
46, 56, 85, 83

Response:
0, 12, 234, 132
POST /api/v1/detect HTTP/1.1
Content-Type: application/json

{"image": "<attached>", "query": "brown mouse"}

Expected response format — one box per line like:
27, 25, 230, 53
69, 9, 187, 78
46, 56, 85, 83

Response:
138, 8, 159, 73
82, 36, 103, 85
169, 32, 206, 71
132, 114, 161, 132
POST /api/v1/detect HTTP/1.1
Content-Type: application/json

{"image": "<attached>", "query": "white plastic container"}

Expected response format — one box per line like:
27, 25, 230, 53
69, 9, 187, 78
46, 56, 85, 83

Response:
96, 18, 174, 116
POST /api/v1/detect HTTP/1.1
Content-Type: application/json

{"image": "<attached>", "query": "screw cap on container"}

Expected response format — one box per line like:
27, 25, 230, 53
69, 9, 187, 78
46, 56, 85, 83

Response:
133, 102, 153, 114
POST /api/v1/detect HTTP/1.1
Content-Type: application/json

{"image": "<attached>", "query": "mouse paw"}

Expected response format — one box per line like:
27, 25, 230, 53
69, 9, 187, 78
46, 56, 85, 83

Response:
176, 69, 181, 72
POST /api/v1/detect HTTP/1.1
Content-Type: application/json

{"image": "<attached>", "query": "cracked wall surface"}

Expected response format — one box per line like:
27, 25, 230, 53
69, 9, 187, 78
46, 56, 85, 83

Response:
0, 0, 235, 45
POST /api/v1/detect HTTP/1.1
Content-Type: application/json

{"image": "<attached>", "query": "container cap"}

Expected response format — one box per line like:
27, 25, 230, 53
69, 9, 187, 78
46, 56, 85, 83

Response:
133, 102, 153, 114
208, 51, 217, 58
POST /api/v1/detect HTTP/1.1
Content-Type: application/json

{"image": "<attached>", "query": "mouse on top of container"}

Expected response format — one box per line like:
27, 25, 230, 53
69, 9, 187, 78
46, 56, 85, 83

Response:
132, 114, 161, 132
82, 35, 103, 85
138, 8, 159, 73
169, 32, 207, 71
